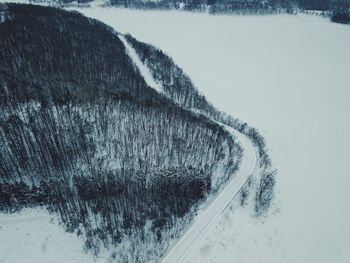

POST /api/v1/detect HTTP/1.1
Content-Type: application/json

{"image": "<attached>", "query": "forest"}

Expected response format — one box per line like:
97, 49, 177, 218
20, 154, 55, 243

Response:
0, 3, 241, 261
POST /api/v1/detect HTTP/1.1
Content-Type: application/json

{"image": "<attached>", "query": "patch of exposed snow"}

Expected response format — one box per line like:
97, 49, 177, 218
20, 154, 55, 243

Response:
0, 208, 105, 263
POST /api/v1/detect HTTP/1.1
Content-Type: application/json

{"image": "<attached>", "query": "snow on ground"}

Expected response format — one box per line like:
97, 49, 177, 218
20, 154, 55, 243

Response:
71, 8, 350, 263
0, 208, 102, 263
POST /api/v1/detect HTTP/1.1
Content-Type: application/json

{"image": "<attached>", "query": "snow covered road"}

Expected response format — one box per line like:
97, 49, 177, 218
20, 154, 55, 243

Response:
119, 35, 163, 93
161, 125, 259, 263
120, 36, 260, 263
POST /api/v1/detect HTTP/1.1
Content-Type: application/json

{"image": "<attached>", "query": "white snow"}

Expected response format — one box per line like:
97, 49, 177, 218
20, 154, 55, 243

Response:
66, 8, 350, 263
0, 208, 103, 263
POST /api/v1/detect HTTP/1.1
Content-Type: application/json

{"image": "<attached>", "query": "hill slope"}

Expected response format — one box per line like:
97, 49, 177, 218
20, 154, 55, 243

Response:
0, 3, 241, 261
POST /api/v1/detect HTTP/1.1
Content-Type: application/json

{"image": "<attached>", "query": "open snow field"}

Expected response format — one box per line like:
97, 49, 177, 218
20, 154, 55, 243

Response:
74, 8, 350, 263
0, 208, 100, 263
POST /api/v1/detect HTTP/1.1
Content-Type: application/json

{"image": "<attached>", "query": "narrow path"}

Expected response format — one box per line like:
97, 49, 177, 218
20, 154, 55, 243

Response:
119, 35, 162, 93
120, 36, 260, 263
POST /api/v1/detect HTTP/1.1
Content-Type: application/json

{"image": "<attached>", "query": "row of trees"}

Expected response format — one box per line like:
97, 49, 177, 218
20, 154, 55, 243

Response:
13, 0, 350, 22
122, 0, 350, 23
106, 0, 284, 14
64, 0, 350, 16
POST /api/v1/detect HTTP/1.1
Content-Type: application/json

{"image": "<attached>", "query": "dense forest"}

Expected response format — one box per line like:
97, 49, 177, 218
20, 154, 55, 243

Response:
0, 3, 241, 261
124, 34, 276, 215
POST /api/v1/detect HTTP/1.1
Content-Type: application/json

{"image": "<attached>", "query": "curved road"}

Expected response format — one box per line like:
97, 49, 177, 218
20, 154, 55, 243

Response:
161, 125, 259, 263
120, 36, 260, 263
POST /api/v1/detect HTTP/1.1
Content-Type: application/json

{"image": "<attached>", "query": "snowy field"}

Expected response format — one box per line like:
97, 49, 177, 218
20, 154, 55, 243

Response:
73, 8, 350, 263
0, 208, 101, 263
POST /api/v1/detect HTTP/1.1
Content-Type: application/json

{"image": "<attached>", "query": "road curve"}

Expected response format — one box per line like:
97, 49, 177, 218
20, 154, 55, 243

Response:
161, 125, 260, 263
119, 36, 260, 263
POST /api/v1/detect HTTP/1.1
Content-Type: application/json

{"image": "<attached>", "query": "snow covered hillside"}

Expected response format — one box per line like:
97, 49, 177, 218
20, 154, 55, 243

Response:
71, 8, 350, 263
0, 4, 242, 262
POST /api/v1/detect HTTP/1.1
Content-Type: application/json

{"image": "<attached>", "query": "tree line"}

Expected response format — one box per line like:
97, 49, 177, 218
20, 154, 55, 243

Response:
59, 0, 350, 19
